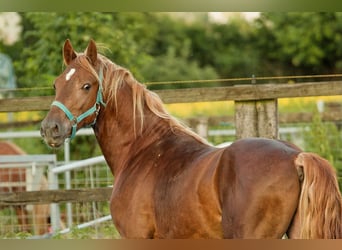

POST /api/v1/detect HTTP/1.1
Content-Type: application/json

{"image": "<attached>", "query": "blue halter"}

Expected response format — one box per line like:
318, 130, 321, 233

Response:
51, 69, 106, 140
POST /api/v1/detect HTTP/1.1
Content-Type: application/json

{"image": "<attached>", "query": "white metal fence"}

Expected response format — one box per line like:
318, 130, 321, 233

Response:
0, 154, 56, 236
0, 129, 115, 238
49, 155, 112, 234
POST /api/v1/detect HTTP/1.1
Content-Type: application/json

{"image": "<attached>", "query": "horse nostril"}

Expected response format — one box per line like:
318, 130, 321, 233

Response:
41, 120, 62, 137
53, 123, 60, 133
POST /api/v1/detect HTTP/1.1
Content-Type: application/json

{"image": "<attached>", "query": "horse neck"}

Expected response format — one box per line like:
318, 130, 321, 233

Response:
93, 91, 170, 176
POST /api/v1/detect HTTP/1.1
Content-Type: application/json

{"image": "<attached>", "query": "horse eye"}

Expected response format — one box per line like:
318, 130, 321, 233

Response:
82, 83, 91, 91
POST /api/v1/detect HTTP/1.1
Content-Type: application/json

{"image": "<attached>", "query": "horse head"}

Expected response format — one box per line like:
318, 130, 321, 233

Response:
40, 39, 105, 148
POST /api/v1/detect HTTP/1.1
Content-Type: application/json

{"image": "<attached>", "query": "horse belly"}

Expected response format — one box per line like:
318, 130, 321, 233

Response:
110, 182, 157, 238
110, 185, 223, 238
154, 204, 223, 239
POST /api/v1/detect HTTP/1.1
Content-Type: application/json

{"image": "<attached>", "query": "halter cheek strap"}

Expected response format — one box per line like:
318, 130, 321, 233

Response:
51, 69, 106, 140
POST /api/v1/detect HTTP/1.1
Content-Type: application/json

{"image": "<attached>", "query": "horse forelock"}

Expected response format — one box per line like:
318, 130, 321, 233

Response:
73, 55, 100, 81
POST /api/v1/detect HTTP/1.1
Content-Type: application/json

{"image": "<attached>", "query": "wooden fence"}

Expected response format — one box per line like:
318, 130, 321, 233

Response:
0, 187, 112, 206
0, 80, 342, 205
1, 80, 342, 137
1, 81, 342, 112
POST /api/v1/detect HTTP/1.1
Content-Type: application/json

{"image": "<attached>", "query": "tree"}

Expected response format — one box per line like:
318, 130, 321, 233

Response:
140, 46, 218, 89
185, 16, 259, 79
255, 12, 342, 76
7, 12, 342, 90
11, 13, 221, 89
14, 12, 147, 89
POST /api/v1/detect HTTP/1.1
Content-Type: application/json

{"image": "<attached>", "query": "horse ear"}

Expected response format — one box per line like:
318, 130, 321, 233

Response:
63, 39, 77, 65
85, 39, 97, 66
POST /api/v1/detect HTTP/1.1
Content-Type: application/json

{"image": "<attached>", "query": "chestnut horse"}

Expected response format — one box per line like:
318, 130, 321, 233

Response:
41, 39, 342, 238
0, 141, 50, 235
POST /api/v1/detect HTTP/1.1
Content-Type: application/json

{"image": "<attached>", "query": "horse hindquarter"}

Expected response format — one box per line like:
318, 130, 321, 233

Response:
218, 140, 301, 238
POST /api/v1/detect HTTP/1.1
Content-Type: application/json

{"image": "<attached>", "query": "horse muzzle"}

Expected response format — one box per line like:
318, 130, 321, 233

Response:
40, 116, 71, 148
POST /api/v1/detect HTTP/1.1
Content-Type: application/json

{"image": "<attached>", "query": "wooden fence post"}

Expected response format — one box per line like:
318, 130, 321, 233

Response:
235, 99, 278, 140
195, 117, 208, 139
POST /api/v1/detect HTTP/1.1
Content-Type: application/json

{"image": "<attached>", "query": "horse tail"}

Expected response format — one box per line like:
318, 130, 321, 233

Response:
295, 152, 342, 238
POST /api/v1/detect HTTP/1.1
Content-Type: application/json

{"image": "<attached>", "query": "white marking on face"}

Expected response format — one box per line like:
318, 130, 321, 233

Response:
66, 68, 76, 81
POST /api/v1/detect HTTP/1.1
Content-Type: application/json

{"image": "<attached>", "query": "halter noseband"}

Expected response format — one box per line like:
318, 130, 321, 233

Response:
51, 69, 106, 140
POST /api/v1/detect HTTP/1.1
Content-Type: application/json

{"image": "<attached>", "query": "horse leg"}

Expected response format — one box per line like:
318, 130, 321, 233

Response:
286, 209, 301, 238
222, 191, 299, 238
15, 206, 30, 233
33, 204, 50, 235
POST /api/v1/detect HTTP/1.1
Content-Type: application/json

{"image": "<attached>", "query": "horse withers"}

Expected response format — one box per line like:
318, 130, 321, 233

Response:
41, 39, 342, 238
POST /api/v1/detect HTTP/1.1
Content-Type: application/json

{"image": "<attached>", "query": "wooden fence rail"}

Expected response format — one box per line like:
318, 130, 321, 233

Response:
0, 187, 112, 206
1, 81, 342, 113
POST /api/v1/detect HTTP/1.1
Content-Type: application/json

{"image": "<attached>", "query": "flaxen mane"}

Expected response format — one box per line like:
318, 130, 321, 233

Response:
74, 52, 208, 144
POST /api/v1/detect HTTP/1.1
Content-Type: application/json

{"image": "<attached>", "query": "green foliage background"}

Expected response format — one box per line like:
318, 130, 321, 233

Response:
303, 109, 342, 189
3, 12, 342, 90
